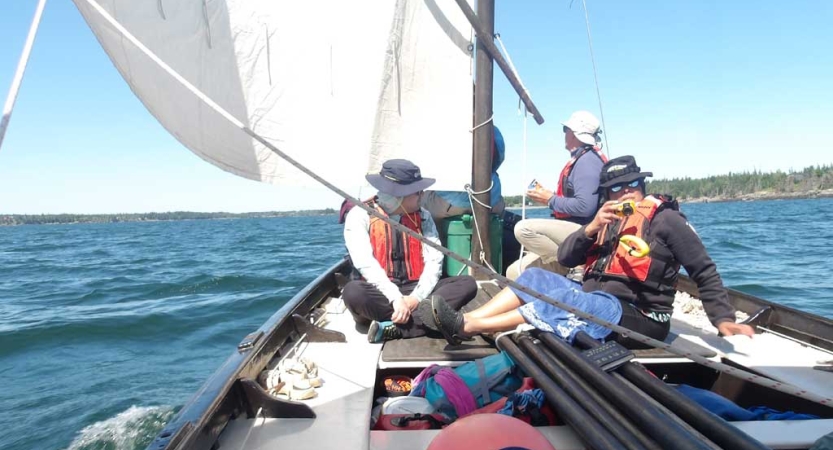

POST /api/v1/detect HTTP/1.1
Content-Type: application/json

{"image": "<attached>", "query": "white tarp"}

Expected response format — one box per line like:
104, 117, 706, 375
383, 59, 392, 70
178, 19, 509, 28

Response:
72, 0, 474, 192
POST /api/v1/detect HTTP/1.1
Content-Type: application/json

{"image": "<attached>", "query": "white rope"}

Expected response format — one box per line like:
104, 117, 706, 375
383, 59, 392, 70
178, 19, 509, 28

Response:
495, 33, 529, 97
470, 114, 493, 132
81, 0, 833, 408
465, 182, 497, 272
580, 0, 611, 156
0, 0, 48, 153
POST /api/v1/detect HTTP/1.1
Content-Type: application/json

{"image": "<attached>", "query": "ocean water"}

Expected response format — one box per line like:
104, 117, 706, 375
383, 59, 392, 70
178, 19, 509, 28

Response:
1, 199, 831, 450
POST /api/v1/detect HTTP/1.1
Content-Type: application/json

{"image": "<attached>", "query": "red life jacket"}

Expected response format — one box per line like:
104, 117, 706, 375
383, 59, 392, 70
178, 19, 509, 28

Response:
553, 146, 608, 219
367, 200, 425, 284
584, 195, 679, 290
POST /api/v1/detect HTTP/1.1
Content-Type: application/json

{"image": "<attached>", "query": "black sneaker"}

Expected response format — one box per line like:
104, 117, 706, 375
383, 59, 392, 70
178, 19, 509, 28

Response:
430, 295, 466, 346
367, 320, 402, 343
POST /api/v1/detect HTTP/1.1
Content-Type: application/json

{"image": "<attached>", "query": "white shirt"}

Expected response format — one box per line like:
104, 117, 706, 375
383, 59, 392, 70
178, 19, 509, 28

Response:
343, 205, 443, 303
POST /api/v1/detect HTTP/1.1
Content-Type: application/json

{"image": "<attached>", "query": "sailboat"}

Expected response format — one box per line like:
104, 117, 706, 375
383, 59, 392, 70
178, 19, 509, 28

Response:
4, 1, 833, 449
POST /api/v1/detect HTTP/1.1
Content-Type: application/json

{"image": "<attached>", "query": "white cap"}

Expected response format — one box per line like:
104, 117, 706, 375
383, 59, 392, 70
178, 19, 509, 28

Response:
562, 110, 601, 146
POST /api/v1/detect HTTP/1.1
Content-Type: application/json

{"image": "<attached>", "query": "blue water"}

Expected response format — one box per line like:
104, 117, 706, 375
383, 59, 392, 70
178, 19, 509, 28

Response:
1, 199, 831, 449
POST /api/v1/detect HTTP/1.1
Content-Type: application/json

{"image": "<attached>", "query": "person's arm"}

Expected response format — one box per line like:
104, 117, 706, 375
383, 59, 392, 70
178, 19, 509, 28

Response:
411, 209, 443, 301
549, 155, 603, 217
658, 211, 740, 328
557, 224, 597, 267
343, 207, 402, 303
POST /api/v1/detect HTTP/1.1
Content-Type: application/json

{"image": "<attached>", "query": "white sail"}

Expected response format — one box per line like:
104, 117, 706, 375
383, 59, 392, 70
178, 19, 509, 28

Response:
72, 0, 474, 191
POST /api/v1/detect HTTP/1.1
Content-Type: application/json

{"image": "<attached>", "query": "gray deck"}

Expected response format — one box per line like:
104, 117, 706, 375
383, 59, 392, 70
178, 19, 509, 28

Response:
380, 280, 717, 363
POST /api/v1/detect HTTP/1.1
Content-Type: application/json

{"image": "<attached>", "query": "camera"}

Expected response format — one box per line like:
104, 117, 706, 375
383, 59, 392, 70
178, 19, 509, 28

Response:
614, 201, 635, 218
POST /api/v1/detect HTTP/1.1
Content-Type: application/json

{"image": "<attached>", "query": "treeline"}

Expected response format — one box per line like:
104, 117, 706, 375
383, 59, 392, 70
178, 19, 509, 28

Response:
504, 164, 833, 206
646, 164, 833, 200
0, 209, 337, 226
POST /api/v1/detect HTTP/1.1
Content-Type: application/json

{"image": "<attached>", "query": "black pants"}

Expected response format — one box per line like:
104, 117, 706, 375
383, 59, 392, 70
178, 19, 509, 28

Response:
341, 276, 478, 338
613, 299, 672, 349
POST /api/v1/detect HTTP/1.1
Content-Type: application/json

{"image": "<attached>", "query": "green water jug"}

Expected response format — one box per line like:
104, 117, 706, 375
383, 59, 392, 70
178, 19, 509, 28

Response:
439, 214, 503, 277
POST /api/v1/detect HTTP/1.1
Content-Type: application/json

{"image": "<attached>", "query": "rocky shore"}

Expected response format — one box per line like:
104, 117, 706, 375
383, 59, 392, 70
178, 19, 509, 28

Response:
679, 189, 833, 204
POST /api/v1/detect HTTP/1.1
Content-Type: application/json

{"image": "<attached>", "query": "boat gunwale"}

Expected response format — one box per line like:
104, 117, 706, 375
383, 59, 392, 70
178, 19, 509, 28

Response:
147, 258, 350, 450
676, 275, 833, 352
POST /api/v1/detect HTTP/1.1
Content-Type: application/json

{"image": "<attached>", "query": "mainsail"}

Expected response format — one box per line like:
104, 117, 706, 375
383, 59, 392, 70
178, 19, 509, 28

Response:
73, 0, 474, 191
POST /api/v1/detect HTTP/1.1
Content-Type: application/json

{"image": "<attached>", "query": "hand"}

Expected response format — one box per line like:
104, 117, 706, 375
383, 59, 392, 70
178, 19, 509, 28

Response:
401, 295, 420, 312
717, 322, 755, 337
391, 297, 412, 324
585, 194, 640, 237
526, 185, 554, 205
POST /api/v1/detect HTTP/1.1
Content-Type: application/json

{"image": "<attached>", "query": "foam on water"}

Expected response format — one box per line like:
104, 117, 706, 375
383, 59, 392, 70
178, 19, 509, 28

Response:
66, 406, 175, 450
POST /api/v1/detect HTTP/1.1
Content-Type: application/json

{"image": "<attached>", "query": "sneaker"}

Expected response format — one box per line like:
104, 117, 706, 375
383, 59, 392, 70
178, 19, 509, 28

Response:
367, 320, 402, 343
430, 295, 466, 346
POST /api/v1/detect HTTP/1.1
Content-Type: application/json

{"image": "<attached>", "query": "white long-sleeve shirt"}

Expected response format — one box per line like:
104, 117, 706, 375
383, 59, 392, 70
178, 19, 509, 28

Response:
343, 206, 443, 303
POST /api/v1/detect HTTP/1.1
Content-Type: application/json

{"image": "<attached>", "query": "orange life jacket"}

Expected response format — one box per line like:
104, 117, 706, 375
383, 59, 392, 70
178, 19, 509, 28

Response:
368, 201, 425, 284
584, 195, 678, 290
553, 146, 608, 219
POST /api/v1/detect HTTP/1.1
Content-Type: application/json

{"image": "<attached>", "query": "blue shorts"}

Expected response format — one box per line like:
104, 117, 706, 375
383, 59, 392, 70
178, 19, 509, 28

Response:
512, 268, 622, 342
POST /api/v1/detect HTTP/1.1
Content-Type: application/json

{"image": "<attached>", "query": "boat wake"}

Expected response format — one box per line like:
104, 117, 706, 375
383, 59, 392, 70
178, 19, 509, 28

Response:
66, 405, 175, 450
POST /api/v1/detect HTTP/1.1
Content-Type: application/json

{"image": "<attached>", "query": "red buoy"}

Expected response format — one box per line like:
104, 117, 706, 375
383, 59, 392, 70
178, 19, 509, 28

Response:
427, 414, 556, 450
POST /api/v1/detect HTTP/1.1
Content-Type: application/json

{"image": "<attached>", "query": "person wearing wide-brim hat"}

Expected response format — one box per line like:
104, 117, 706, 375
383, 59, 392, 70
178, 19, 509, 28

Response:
422, 155, 754, 347
341, 159, 477, 343
507, 110, 608, 281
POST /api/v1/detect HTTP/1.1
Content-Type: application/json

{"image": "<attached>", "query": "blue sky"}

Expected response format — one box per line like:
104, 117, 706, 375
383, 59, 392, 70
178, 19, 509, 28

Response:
1, 1, 831, 214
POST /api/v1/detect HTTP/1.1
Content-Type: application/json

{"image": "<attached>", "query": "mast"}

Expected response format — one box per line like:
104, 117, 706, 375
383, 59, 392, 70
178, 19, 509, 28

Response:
471, 0, 495, 280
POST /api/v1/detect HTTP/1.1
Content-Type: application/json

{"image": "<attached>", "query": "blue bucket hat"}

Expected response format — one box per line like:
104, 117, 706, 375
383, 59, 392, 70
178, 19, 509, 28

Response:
366, 159, 435, 197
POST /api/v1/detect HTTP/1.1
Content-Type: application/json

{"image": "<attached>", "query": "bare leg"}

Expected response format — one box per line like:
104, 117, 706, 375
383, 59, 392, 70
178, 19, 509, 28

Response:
463, 310, 526, 334
464, 287, 523, 319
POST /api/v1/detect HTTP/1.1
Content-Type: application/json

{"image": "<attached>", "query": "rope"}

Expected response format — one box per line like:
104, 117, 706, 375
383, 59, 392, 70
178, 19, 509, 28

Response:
495, 33, 529, 96
0, 0, 47, 153
83, 0, 833, 409
580, 0, 610, 155
470, 114, 493, 132
465, 182, 497, 272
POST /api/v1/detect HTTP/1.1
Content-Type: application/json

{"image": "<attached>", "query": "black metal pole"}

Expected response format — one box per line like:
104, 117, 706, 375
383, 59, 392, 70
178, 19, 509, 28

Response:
613, 373, 722, 450
515, 335, 658, 450
536, 332, 712, 450
573, 330, 770, 450
501, 337, 624, 450
471, 0, 494, 280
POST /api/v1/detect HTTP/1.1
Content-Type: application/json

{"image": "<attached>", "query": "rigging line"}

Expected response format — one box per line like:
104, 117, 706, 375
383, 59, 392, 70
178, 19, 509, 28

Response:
83, 0, 833, 408
495, 33, 529, 96
0, 0, 48, 152
466, 182, 496, 271
470, 114, 493, 132
580, 0, 611, 155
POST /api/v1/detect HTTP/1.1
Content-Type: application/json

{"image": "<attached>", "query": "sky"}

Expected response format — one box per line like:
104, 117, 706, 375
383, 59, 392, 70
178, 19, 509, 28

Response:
1, 1, 831, 214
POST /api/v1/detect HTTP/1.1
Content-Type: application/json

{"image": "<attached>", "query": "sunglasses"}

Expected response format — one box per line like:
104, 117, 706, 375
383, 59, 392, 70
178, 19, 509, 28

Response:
609, 179, 641, 193
562, 126, 571, 134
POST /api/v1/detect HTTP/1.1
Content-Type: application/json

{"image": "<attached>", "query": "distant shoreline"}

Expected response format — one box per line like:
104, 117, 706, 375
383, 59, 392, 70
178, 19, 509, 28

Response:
677, 189, 833, 204
0, 209, 337, 226
4, 190, 833, 226
505, 189, 833, 208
